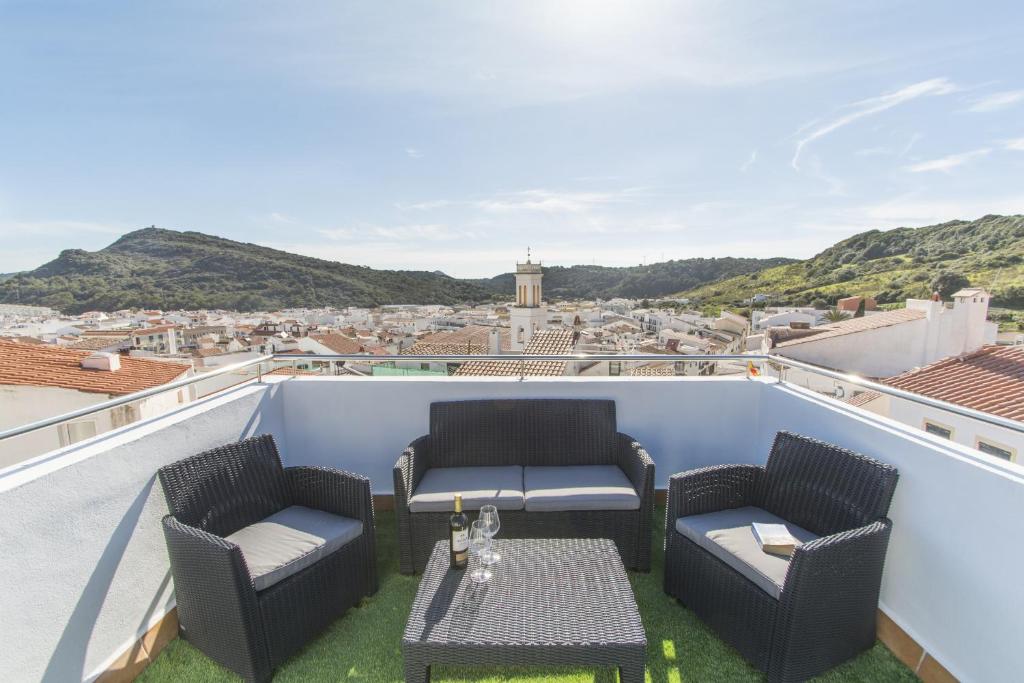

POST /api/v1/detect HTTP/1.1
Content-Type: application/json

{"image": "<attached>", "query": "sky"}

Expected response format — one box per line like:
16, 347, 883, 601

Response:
2, 1, 1024, 277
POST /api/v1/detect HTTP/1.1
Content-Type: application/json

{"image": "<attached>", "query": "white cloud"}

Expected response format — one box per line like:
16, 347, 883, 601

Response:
405, 148, 422, 159
475, 189, 642, 214
904, 148, 991, 173
791, 78, 957, 170
319, 224, 474, 242
740, 149, 757, 172
967, 90, 1024, 112
1004, 138, 1024, 152
0, 219, 125, 238
269, 212, 296, 224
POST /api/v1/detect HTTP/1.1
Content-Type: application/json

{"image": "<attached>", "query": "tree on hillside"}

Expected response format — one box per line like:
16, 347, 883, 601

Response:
931, 271, 970, 299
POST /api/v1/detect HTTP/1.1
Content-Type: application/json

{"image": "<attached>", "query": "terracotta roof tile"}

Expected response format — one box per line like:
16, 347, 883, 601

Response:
774, 308, 926, 348
456, 329, 575, 377
310, 333, 363, 354
883, 345, 1024, 421
845, 390, 883, 407
0, 340, 191, 396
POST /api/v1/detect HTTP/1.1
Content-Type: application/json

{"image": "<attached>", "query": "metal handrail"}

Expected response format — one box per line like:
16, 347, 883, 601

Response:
0, 351, 1020, 442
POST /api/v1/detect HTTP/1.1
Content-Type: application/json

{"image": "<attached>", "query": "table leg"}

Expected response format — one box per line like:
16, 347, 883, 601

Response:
404, 658, 430, 683
618, 661, 645, 683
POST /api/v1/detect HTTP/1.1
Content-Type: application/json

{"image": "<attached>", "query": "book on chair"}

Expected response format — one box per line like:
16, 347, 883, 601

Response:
752, 522, 801, 557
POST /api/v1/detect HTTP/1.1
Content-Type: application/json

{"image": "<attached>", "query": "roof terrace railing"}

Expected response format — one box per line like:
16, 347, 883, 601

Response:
0, 352, 1021, 445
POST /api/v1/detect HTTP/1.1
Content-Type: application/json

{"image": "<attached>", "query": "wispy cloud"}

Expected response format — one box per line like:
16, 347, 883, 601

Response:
967, 90, 1024, 112
400, 188, 647, 214
791, 78, 957, 170
405, 148, 423, 159
319, 223, 474, 242
904, 148, 991, 173
740, 149, 757, 172
269, 212, 296, 224
1004, 137, 1024, 152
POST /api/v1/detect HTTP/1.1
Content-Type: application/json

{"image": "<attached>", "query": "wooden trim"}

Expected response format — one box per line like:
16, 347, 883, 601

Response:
95, 608, 178, 683
876, 610, 959, 682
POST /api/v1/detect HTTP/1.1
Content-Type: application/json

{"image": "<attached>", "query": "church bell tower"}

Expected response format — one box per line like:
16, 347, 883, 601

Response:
509, 249, 548, 351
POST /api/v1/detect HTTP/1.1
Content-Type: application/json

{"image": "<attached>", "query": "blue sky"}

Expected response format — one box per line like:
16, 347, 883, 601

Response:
2, 1, 1023, 277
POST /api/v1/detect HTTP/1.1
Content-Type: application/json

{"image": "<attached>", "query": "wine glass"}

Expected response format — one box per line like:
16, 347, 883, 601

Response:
479, 505, 501, 565
468, 520, 493, 584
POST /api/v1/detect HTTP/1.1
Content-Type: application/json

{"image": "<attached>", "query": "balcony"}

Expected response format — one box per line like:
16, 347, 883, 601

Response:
1, 363, 1021, 682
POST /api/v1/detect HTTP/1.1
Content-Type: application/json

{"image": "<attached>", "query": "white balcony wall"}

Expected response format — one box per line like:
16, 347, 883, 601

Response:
0, 383, 285, 683
276, 376, 765, 490
757, 382, 1024, 683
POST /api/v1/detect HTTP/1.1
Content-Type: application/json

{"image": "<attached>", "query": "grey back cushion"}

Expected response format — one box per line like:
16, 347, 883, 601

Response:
429, 399, 618, 468
226, 505, 363, 591
524, 465, 640, 512
675, 506, 818, 599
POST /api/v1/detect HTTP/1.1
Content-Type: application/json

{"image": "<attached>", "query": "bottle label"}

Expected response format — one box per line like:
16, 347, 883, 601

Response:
452, 529, 468, 553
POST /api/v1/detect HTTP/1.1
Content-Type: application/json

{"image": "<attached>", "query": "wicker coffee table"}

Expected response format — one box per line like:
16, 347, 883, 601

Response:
402, 538, 646, 682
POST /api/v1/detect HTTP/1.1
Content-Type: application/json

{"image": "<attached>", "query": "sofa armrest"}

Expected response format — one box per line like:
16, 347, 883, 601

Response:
667, 464, 764, 524
161, 516, 270, 681
771, 519, 893, 681
285, 466, 374, 526
393, 435, 431, 510
617, 433, 655, 571
616, 433, 655, 500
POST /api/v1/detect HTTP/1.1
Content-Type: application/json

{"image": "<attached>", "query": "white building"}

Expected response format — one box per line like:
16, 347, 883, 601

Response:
767, 291, 997, 378
0, 341, 192, 467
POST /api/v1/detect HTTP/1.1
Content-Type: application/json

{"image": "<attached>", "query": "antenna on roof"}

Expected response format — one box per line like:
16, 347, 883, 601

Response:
526, 246, 531, 263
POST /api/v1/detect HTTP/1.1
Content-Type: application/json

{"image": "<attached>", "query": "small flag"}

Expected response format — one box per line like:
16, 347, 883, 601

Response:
747, 361, 760, 377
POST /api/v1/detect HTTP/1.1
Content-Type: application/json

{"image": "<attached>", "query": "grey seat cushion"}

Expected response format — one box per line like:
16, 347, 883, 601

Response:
409, 466, 524, 512
226, 505, 363, 591
523, 465, 640, 512
675, 506, 819, 599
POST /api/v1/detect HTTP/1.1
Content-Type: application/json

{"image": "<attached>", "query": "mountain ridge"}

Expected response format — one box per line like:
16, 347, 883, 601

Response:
0, 228, 790, 313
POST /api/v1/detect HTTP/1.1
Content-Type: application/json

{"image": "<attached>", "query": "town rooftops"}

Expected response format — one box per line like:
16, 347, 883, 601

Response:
772, 308, 926, 349
883, 345, 1024, 421
402, 325, 511, 356
455, 328, 575, 377
0, 340, 190, 396
952, 288, 990, 299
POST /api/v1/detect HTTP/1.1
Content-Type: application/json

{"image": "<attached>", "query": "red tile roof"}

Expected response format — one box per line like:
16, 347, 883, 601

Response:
455, 328, 575, 377
402, 326, 511, 356
310, 333, 363, 354
0, 340, 191, 396
883, 345, 1024, 421
773, 308, 926, 348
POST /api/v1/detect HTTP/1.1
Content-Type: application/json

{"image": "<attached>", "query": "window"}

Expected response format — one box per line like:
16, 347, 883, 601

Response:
977, 439, 1015, 462
924, 421, 953, 439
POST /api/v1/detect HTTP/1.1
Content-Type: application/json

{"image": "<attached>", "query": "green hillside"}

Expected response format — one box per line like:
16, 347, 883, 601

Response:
0, 228, 496, 313
475, 257, 795, 301
677, 214, 1024, 309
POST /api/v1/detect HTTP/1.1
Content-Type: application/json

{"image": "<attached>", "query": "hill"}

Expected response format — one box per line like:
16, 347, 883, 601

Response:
475, 257, 795, 301
677, 214, 1024, 309
0, 228, 790, 313
0, 229, 495, 313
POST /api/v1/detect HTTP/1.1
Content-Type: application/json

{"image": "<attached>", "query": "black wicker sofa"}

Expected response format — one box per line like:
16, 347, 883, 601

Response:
394, 399, 655, 574
664, 431, 899, 682
158, 434, 377, 682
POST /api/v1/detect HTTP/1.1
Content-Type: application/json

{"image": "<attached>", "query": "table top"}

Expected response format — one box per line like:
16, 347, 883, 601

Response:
402, 538, 646, 649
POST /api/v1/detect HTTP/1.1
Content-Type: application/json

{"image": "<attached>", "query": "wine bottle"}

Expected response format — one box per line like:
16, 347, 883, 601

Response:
449, 493, 469, 570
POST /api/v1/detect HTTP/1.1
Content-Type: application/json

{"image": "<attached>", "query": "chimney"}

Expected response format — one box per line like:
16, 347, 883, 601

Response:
931, 291, 941, 302
489, 328, 501, 355
81, 351, 121, 372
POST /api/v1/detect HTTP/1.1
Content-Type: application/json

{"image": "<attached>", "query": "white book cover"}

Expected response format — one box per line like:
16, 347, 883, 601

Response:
752, 522, 801, 553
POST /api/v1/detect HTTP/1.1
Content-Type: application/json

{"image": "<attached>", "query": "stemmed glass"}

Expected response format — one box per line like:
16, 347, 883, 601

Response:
468, 520, 493, 584
479, 504, 501, 565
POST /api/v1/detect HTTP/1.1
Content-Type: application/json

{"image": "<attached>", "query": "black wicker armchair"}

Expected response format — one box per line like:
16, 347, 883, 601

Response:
664, 431, 898, 682
158, 434, 377, 683
395, 399, 655, 574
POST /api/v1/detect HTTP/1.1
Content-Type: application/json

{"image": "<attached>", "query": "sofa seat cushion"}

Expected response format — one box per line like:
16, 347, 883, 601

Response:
409, 466, 524, 512
674, 506, 819, 599
226, 505, 363, 591
523, 465, 640, 512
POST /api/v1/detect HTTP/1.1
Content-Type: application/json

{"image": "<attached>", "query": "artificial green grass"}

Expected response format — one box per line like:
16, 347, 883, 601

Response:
140, 509, 915, 682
